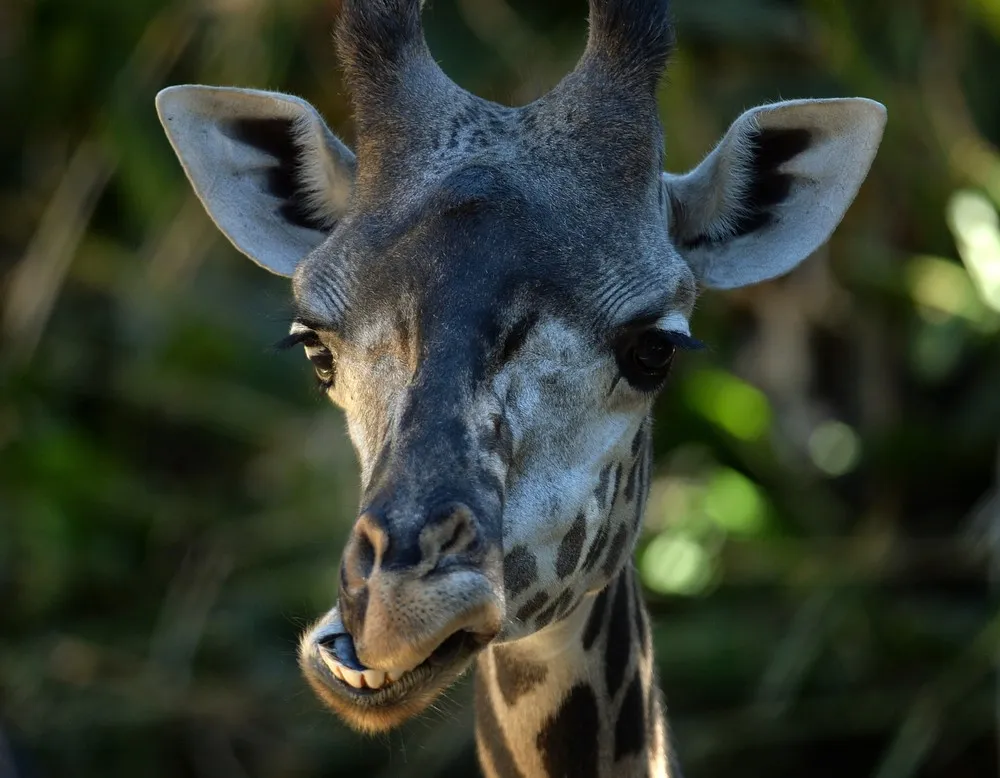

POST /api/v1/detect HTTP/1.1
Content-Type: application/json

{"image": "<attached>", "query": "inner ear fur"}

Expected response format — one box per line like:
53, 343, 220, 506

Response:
156, 85, 356, 277
664, 97, 886, 290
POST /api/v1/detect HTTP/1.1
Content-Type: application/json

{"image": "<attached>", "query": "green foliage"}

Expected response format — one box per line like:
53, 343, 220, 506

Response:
1, 1, 997, 776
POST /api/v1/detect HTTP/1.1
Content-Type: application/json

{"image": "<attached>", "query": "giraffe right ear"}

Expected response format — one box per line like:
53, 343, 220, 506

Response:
663, 98, 886, 290
155, 85, 356, 277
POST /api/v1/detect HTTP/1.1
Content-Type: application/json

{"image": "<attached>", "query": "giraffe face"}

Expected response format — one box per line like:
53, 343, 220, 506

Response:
155, 0, 885, 741
289, 188, 699, 732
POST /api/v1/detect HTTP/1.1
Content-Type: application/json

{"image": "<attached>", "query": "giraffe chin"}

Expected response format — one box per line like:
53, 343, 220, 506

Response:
300, 626, 487, 733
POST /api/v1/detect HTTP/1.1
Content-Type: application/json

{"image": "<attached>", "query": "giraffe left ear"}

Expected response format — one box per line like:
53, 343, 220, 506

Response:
156, 86, 356, 277
663, 98, 886, 290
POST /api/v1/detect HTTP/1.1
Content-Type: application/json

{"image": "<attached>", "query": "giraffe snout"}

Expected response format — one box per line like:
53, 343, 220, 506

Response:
335, 501, 504, 672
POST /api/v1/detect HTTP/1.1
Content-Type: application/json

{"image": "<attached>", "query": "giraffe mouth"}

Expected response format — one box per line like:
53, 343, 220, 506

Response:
320, 627, 480, 694
299, 614, 490, 731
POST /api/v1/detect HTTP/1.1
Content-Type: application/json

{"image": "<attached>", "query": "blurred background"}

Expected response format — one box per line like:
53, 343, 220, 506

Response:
2, 0, 999, 776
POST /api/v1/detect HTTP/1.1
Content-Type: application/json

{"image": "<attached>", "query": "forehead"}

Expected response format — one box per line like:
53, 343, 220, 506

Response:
293, 164, 696, 339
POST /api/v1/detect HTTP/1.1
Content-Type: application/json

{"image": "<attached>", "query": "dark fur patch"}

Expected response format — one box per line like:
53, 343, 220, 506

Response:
535, 589, 574, 629
493, 646, 548, 707
536, 683, 600, 778
630, 424, 646, 456
594, 463, 613, 508
504, 545, 538, 599
633, 572, 650, 658
612, 462, 624, 503
556, 512, 588, 578
614, 674, 646, 760
624, 459, 639, 502
225, 118, 329, 232
514, 591, 549, 624
582, 582, 612, 651
601, 525, 629, 579
604, 570, 632, 697
583, 523, 611, 573
475, 670, 526, 778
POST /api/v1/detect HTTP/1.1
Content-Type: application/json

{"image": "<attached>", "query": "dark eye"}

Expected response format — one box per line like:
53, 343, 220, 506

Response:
616, 330, 682, 392
275, 325, 337, 389
307, 346, 336, 387
633, 331, 676, 373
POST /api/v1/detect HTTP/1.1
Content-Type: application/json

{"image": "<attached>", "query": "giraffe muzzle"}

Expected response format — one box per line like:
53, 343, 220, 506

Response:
298, 503, 504, 732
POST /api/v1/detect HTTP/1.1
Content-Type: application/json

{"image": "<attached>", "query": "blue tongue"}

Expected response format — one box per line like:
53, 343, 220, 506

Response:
332, 634, 366, 672
321, 613, 367, 671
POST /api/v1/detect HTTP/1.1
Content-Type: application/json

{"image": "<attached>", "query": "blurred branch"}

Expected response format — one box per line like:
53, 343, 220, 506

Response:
149, 541, 233, 695
876, 427, 998, 778
2, 141, 117, 366
873, 604, 1000, 778
920, 8, 1000, 204
1, 2, 197, 367
753, 591, 833, 717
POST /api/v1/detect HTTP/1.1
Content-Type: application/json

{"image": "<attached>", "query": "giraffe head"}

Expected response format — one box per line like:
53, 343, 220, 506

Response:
156, 0, 884, 734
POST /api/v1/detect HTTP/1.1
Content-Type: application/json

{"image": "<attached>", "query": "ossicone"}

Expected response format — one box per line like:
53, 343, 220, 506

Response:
581, 0, 675, 92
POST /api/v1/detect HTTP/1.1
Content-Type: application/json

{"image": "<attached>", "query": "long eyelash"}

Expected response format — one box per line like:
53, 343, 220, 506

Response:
665, 332, 707, 351
273, 329, 321, 352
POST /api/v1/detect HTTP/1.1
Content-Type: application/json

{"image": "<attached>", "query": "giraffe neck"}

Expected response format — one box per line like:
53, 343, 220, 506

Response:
474, 564, 678, 778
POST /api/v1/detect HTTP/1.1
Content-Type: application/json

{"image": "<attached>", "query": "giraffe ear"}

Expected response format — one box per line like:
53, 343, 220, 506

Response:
155, 85, 356, 277
663, 98, 886, 290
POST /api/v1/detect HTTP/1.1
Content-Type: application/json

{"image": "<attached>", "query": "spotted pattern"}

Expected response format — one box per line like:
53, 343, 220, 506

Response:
582, 583, 611, 651
535, 589, 574, 629
505, 545, 538, 598
614, 674, 646, 760
604, 570, 632, 698
594, 463, 613, 508
536, 683, 599, 778
582, 523, 610, 573
556, 512, 587, 578
514, 591, 549, 624
477, 425, 660, 775
493, 646, 548, 707
475, 670, 526, 778
601, 524, 629, 580
478, 567, 663, 778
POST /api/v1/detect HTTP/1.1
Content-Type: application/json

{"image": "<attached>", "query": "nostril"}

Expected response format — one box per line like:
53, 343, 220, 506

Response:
423, 502, 478, 563
439, 520, 464, 556
345, 512, 384, 583
354, 532, 376, 580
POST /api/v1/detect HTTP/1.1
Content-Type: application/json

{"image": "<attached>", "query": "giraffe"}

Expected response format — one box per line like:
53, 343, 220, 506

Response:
155, 0, 886, 775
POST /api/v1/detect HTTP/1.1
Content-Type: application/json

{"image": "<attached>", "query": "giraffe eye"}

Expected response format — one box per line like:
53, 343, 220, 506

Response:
615, 328, 695, 392
628, 331, 676, 378
276, 326, 337, 388
633, 331, 676, 373
306, 345, 336, 387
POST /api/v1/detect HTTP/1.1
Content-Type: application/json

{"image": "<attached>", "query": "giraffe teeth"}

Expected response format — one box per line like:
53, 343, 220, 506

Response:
320, 651, 412, 690
340, 666, 365, 689
320, 651, 345, 682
